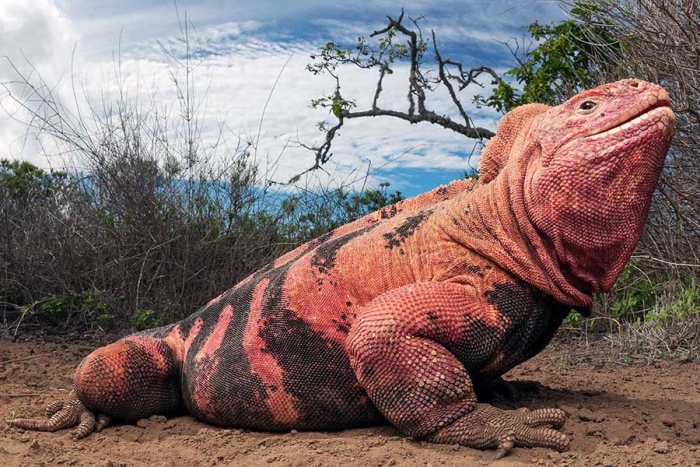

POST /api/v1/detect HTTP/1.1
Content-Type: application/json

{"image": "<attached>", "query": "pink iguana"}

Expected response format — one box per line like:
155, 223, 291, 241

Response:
11, 79, 675, 458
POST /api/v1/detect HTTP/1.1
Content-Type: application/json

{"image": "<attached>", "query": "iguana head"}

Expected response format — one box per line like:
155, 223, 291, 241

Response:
521, 79, 674, 294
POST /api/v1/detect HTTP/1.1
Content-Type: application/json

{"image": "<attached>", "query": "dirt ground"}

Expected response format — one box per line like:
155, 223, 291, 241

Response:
1, 335, 699, 467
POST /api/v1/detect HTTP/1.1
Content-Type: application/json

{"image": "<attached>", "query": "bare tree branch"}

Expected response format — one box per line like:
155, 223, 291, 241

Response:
302, 9, 497, 176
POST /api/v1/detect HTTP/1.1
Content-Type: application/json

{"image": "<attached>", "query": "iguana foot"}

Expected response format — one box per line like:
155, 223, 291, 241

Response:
428, 404, 569, 458
10, 390, 110, 439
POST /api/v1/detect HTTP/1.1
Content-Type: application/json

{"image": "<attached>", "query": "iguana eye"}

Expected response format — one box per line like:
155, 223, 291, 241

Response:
579, 100, 597, 112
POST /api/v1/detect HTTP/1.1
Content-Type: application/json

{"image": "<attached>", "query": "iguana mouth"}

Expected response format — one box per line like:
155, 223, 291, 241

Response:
586, 100, 672, 140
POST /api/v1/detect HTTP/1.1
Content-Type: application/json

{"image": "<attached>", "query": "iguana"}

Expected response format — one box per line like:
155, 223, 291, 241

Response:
10, 79, 675, 458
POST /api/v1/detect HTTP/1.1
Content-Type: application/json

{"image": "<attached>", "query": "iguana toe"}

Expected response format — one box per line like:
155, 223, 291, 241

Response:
523, 407, 567, 429
44, 399, 65, 418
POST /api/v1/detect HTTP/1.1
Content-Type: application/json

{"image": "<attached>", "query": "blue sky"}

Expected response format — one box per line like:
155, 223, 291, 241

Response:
0, 0, 567, 197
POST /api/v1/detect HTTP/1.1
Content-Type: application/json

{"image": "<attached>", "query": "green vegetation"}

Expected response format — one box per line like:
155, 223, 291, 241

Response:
0, 160, 69, 199
16, 290, 120, 332
644, 282, 700, 325
475, 2, 622, 112
130, 308, 160, 331
280, 182, 404, 242
565, 264, 700, 328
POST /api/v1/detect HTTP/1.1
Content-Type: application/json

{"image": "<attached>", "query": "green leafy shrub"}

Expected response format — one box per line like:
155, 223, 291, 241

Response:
130, 308, 160, 330
19, 290, 121, 332
608, 265, 656, 321
647, 285, 700, 325
564, 262, 700, 334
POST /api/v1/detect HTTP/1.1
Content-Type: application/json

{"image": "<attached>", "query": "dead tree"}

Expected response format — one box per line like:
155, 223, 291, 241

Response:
302, 10, 501, 177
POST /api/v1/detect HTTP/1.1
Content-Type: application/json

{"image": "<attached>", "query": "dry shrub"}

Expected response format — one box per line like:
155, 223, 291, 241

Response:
0, 29, 399, 335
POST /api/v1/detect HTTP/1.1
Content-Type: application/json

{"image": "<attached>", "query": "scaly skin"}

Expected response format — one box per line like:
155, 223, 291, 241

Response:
10, 80, 674, 457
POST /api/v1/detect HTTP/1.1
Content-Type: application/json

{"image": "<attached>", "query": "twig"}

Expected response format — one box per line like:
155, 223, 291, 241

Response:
631, 255, 700, 268
1, 353, 51, 365
255, 53, 294, 157
12, 301, 42, 340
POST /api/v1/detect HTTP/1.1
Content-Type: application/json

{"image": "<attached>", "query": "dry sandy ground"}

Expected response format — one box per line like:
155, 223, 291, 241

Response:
1, 335, 699, 467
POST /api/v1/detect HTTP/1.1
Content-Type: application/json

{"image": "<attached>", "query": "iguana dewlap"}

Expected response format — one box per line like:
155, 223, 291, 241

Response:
11, 80, 675, 458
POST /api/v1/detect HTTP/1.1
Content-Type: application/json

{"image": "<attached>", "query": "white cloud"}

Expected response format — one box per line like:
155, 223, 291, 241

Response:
201, 21, 263, 42
0, 0, 78, 64
0, 0, 81, 164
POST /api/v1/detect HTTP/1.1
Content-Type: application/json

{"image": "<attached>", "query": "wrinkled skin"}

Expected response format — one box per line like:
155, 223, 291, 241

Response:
10, 80, 674, 458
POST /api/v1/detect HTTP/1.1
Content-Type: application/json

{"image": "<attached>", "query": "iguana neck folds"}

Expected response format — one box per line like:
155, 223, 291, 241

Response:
439, 170, 592, 308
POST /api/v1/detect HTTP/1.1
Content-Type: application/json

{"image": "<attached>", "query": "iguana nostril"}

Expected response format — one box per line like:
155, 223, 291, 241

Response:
630, 81, 640, 88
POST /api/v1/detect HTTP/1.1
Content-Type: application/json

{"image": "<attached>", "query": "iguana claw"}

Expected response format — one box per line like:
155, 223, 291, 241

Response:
494, 434, 515, 459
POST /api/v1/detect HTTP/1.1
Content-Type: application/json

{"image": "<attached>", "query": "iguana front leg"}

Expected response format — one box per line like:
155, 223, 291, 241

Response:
10, 335, 183, 438
347, 282, 569, 458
